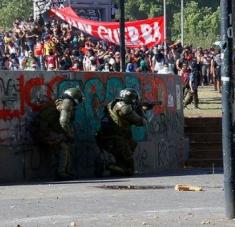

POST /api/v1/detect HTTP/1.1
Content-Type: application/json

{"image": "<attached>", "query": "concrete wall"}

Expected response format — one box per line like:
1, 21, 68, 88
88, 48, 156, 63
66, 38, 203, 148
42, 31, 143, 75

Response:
0, 71, 184, 182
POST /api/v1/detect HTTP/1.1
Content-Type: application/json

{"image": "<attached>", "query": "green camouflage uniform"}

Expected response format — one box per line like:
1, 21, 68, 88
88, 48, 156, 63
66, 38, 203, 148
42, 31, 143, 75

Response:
96, 100, 147, 176
36, 98, 76, 179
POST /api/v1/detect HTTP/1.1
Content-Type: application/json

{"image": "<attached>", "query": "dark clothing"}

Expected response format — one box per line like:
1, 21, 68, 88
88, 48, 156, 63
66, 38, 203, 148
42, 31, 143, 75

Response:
59, 56, 72, 70
215, 66, 221, 81
0, 55, 4, 70
202, 65, 210, 84
184, 71, 199, 108
184, 90, 199, 108
96, 109, 136, 176
96, 102, 146, 176
189, 70, 199, 91
155, 52, 165, 63
214, 54, 222, 81
35, 102, 65, 142
33, 100, 75, 179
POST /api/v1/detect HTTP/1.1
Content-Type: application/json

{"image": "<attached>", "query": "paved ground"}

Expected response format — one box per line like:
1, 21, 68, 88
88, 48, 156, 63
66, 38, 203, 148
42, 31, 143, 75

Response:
0, 85, 227, 227
184, 85, 222, 118
0, 169, 234, 227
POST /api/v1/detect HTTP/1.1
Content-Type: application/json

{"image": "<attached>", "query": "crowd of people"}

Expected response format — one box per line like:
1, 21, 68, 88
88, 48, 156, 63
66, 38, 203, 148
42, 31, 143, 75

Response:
0, 16, 222, 94
0, 14, 224, 179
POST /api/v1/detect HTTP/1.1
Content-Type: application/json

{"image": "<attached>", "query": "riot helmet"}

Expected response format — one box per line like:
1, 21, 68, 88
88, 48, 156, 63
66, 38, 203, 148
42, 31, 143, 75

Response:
63, 87, 84, 104
118, 88, 140, 105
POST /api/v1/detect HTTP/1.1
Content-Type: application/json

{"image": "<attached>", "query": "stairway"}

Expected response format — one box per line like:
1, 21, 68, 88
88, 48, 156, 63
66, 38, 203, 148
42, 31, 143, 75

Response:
184, 117, 223, 168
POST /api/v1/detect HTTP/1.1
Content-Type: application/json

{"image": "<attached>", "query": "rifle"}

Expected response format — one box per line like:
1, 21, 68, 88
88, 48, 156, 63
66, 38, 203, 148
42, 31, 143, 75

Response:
141, 101, 162, 110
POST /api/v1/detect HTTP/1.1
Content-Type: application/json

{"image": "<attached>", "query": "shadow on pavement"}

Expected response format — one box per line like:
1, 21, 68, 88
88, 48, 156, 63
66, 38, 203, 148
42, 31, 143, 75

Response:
0, 168, 223, 187
0, 178, 130, 187
133, 168, 223, 179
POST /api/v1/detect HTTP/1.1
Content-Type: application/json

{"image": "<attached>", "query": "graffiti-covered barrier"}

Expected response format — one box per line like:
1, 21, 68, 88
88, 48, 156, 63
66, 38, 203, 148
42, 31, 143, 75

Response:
0, 71, 184, 182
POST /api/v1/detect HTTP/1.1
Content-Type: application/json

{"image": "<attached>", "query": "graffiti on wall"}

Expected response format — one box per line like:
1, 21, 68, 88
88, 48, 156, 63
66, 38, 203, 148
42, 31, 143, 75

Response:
0, 71, 184, 177
57, 73, 176, 142
0, 74, 65, 119
0, 72, 178, 140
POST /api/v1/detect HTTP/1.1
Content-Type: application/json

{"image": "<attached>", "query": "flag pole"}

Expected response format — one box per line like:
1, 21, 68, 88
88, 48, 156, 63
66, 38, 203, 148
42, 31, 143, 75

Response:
119, 0, 126, 72
163, 0, 167, 53
181, 0, 184, 46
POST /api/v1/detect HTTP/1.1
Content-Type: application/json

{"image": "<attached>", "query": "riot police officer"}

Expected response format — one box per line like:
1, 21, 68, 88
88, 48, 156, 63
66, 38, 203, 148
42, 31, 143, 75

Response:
36, 87, 84, 180
96, 88, 151, 176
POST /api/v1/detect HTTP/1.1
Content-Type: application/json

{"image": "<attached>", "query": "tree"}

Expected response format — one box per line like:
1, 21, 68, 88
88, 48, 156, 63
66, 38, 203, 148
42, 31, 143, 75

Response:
0, 0, 33, 29
172, 1, 220, 48
112, 0, 180, 20
112, 0, 220, 47
112, 0, 180, 40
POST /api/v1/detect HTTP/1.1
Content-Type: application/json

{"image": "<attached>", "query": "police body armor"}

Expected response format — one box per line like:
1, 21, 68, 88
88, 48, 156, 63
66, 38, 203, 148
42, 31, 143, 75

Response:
33, 87, 83, 180
107, 100, 147, 128
97, 99, 146, 139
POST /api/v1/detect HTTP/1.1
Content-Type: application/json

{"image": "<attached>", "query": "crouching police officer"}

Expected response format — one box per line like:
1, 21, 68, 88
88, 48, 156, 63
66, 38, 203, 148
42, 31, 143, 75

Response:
36, 87, 84, 180
96, 88, 153, 176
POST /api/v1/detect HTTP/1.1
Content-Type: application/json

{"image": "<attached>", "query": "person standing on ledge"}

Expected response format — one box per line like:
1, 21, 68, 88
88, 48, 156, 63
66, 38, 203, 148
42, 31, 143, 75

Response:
184, 59, 200, 109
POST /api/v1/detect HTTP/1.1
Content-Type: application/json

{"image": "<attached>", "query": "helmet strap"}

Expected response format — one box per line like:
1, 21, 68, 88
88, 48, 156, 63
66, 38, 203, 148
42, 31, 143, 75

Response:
61, 94, 77, 105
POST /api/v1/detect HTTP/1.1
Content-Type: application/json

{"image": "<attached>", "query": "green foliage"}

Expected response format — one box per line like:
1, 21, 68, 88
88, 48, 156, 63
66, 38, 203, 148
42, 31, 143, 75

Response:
112, 0, 220, 48
112, 0, 219, 21
0, 0, 33, 29
112, 0, 160, 20
112, 0, 179, 20
172, 1, 220, 48
0, 0, 220, 48
125, 0, 162, 20
197, 0, 220, 10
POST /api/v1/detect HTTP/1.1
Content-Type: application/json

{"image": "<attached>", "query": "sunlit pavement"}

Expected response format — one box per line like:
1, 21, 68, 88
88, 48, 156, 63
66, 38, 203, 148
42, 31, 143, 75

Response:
184, 85, 222, 118
0, 168, 234, 227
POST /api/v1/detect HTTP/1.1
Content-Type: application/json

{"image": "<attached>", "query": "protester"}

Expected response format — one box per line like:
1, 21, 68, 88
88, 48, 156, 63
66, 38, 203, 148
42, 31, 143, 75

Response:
184, 59, 200, 109
201, 51, 211, 85
179, 62, 190, 98
0, 14, 221, 98
25, 50, 38, 70
211, 49, 222, 92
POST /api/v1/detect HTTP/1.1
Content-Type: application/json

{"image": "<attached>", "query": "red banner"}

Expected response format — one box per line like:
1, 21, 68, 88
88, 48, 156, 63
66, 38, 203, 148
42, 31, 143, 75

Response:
50, 7, 164, 48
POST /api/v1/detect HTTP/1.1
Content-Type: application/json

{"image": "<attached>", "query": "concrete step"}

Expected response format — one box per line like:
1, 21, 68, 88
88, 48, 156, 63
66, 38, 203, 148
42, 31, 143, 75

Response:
189, 149, 222, 159
184, 117, 222, 128
185, 126, 222, 133
184, 117, 222, 168
189, 142, 222, 151
186, 133, 222, 143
